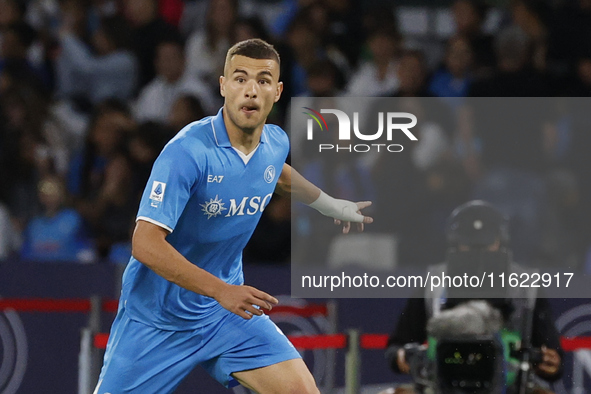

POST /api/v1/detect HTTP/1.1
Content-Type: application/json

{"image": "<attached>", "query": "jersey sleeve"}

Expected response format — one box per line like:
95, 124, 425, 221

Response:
137, 141, 200, 232
267, 124, 290, 162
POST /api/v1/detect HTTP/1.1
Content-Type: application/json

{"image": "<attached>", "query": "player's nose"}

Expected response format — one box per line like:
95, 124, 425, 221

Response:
244, 80, 258, 98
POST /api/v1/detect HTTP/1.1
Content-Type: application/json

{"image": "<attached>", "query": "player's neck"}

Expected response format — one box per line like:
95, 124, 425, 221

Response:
229, 132, 260, 155
223, 111, 263, 155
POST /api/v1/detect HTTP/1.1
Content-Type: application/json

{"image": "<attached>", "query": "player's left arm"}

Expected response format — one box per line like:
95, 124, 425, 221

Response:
275, 163, 373, 233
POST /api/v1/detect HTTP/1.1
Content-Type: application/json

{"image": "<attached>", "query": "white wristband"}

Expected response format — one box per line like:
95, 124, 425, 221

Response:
308, 191, 364, 222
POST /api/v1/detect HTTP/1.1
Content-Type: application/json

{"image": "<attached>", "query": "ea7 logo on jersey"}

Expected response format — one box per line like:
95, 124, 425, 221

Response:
150, 181, 166, 207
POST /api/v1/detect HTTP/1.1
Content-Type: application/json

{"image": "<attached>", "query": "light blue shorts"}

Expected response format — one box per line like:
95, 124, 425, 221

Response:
94, 306, 301, 393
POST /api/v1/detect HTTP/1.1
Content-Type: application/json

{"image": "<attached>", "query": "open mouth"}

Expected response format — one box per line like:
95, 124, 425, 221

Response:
241, 104, 259, 114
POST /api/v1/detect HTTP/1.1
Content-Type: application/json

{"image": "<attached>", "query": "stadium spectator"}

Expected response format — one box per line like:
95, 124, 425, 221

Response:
362, 4, 398, 37
320, 0, 365, 69
577, 55, 591, 94
167, 94, 206, 132
391, 50, 429, 97
20, 174, 95, 263
57, 0, 92, 37
24, 0, 65, 36
428, 35, 474, 110
105, 120, 174, 265
232, 16, 271, 45
546, 0, 591, 76
281, 59, 343, 165
452, 0, 494, 73
468, 27, 555, 173
56, 15, 138, 107
128, 121, 172, 200
564, 53, 591, 96
346, 28, 400, 96
185, 0, 238, 95
470, 24, 554, 98
40, 100, 88, 176
391, 50, 456, 153
299, 1, 351, 76
456, 25, 555, 189
134, 39, 214, 123
159, 0, 184, 28
303, 59, 343, 97
464, 27, 560, 260
124, 0, 180, 88
369, 96, 462, 265
284, 10, 327, 97
0, 86, 52, 230
0, 0, 27, 56
68, 101, 137, 257
511, 0, 551, 73
0, 21, 48, 90
0, 0, 24, 29
561, 93, 591, 263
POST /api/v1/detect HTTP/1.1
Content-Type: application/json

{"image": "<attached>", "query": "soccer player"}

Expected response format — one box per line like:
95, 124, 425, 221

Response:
94, 39, 372, 393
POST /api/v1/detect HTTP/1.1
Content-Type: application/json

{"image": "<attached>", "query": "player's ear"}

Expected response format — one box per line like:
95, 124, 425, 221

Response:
274, 81, 283, 103
219, 75, 226, 97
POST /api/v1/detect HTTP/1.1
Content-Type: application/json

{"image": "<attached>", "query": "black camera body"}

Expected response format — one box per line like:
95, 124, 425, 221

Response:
403, 300, 540, 394
435, 335, 506, 394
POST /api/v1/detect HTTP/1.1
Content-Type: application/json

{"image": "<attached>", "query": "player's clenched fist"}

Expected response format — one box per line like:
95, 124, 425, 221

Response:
215, 284, 279, 319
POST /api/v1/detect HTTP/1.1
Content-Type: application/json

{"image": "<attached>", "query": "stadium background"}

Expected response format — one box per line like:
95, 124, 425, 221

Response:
1, 0, 591, 392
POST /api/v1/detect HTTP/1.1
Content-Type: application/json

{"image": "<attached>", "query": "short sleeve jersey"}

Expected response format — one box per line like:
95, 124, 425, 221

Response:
121, 108, 290, 330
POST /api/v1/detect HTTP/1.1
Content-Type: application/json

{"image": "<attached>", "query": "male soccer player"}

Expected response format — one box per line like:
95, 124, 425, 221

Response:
94, 39, 372, 393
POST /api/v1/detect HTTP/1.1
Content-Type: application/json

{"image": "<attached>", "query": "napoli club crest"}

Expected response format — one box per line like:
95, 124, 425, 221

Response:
264, 165, 276, 183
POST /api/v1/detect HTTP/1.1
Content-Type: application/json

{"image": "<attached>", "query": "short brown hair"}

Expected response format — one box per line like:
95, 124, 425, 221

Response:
224, 39, 280, 73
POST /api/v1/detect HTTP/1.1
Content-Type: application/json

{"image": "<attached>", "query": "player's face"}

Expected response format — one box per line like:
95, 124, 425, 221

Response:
220, 55, 283, 133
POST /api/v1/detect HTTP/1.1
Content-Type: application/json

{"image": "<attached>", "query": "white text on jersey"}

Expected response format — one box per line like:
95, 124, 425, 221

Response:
207, 175, 224, 183
225, 194, 273, 217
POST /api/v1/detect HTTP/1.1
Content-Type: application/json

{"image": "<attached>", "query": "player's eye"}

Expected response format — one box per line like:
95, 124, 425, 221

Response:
259, 79, 269, 85
236, 77, 245, 83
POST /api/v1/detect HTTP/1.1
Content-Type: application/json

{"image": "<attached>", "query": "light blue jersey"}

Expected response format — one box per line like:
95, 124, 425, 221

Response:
95, 109, 300, 393
121, 108, 289, 330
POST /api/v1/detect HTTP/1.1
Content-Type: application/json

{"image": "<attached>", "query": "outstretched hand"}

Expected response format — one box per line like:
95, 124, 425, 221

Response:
215, 284, 278, 320
334, 201, 373, 234
535, 345, 561, 377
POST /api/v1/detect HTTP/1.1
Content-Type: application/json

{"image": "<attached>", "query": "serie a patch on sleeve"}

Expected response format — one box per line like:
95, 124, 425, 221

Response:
150, 181, 166, 208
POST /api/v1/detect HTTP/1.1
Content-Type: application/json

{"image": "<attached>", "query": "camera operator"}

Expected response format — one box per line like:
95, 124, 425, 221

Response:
384, 200, 563, 394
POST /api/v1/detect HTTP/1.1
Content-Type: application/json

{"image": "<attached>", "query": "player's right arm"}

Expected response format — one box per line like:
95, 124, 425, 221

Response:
132, 219, 278, 319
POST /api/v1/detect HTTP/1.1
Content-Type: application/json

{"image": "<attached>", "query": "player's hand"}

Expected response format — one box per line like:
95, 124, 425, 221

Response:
215, 284, 279, 320
535, 345, 561, 377
333, 201, 374, 234
396, 348, 410, 374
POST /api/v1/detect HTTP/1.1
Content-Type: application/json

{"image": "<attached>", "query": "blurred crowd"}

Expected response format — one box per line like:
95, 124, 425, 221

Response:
0, 0, 590, 268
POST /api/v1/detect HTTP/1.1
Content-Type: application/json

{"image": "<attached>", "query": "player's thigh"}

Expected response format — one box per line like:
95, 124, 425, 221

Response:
94, 309, 201, 394
200, 312, 303, 388
232, 358, 320, 394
